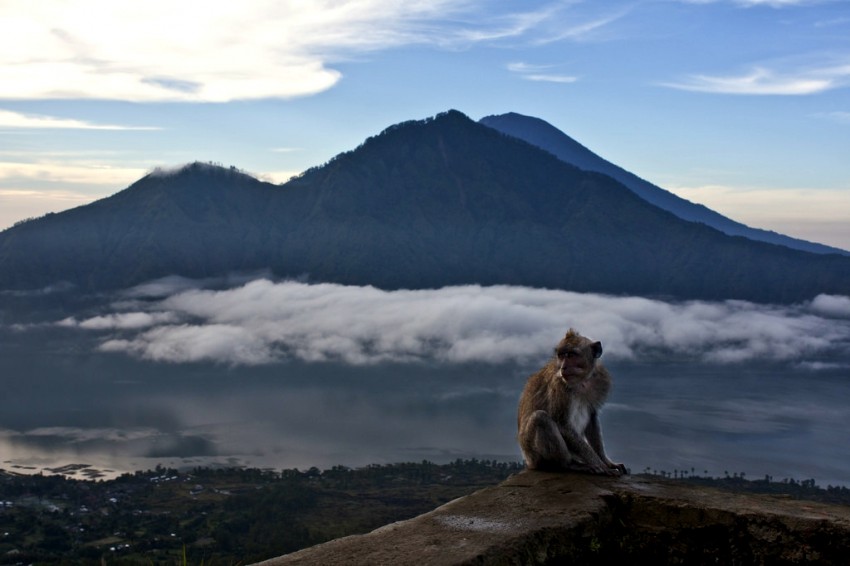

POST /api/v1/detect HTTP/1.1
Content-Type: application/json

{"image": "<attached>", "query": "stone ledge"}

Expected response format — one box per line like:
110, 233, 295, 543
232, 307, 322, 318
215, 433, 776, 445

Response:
254, 471, 850, 565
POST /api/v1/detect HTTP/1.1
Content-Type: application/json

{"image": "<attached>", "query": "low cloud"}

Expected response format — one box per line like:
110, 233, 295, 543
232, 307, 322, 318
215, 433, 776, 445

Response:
1, 427, 217, 460
121, 275, 212, 299
811, 294, 850, 318
60, 278, 850, 368
59, 312, 178, 330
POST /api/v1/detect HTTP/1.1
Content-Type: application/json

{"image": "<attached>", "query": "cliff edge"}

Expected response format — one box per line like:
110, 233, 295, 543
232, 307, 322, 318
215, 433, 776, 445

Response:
254, 470, 850, 565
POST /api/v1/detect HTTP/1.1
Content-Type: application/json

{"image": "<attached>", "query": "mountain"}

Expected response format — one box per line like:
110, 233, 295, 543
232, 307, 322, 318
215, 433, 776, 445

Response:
0, 165, 278, 291
480, 112, 849, 256
1, 110, 849, 303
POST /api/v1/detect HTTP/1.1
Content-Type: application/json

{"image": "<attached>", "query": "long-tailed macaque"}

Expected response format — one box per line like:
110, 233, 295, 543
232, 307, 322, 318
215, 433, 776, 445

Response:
518, 329, 626, 475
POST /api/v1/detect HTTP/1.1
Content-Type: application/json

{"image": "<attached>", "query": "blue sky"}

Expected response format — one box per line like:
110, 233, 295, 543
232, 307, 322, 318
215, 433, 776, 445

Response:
1, 0, 848, 249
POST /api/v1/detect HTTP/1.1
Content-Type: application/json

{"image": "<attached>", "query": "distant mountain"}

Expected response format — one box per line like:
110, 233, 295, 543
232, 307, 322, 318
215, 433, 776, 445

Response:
0, 164, 277, 291
1, 110, 849, 303
480, 112, 849, 256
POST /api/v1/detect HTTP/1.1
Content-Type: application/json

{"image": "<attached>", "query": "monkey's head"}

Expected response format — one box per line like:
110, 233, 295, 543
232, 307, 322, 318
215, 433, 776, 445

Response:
555, 329, 602, 380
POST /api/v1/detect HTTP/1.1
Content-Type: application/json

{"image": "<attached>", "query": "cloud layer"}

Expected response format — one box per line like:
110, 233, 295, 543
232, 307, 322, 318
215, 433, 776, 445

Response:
0, 1, 457, 102
0, 1, 638, 103
57, 278, 850, 367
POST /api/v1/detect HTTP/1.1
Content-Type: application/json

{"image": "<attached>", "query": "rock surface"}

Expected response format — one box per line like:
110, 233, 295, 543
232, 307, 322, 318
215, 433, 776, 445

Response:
254, 471, 850, 565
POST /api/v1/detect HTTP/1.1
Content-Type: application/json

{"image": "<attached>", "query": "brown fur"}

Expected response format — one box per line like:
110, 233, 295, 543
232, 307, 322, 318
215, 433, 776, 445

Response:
517, 329, 626, 475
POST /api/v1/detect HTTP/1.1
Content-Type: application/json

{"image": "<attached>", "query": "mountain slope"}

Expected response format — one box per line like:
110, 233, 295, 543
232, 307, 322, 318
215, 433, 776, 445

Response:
1, 110, 849, 303
0, 164, 279, 290
480, 112, 848, 256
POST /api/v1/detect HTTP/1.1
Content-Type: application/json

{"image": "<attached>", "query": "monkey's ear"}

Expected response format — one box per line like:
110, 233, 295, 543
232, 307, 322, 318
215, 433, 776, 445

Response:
591, 341, 603, 359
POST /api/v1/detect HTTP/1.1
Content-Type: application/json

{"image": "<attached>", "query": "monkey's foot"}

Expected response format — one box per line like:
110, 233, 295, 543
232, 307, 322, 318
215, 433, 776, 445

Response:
563, 462, 622, 477
608, 462, 629, 475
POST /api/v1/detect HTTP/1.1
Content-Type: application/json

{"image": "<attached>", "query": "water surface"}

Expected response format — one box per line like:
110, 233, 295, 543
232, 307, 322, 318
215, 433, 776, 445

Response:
2, 325, 848, 486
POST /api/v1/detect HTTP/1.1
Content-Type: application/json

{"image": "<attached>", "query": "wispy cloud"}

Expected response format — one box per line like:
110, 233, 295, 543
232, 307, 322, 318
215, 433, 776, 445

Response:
0, 1, 634, 103
507, 62, 578, 84
460, 2, 632, 46
0, 0, 463, 102
532, 6, 634, 44
57, 279, 850, 367
814, 110, 850, 124
0, 188, 93, 203
679, 0, 823, 6
0, 110, 159, 130
0, 161, 146, 186
815, 16, 850, 27
450, 4, 557, 43
733, 0, 821, 6
523, 74, 579, 84
661, 65, 849, 95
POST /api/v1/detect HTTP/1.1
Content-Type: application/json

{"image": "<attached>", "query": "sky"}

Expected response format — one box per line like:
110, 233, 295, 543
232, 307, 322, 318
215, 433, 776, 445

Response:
1, 0, 849, 250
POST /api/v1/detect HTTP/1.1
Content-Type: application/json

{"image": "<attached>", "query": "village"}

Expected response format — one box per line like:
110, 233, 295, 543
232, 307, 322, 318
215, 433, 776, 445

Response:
0, 460, 524, 564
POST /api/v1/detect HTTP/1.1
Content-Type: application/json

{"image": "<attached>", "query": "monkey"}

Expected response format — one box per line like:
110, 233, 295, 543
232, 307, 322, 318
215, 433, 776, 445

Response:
517, 328, 626, 476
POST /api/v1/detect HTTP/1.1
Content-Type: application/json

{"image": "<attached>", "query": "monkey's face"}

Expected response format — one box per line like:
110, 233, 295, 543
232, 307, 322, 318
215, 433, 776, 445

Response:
556, 338, 603, 380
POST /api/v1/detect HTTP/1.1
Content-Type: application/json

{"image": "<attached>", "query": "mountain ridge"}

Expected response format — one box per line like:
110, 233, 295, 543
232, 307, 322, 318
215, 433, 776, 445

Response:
1, 109, 849, 303
479, 112, 848, 256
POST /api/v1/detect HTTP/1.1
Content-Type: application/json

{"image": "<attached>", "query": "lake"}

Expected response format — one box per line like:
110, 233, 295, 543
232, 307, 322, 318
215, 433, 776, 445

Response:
2, 324, 848, 486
